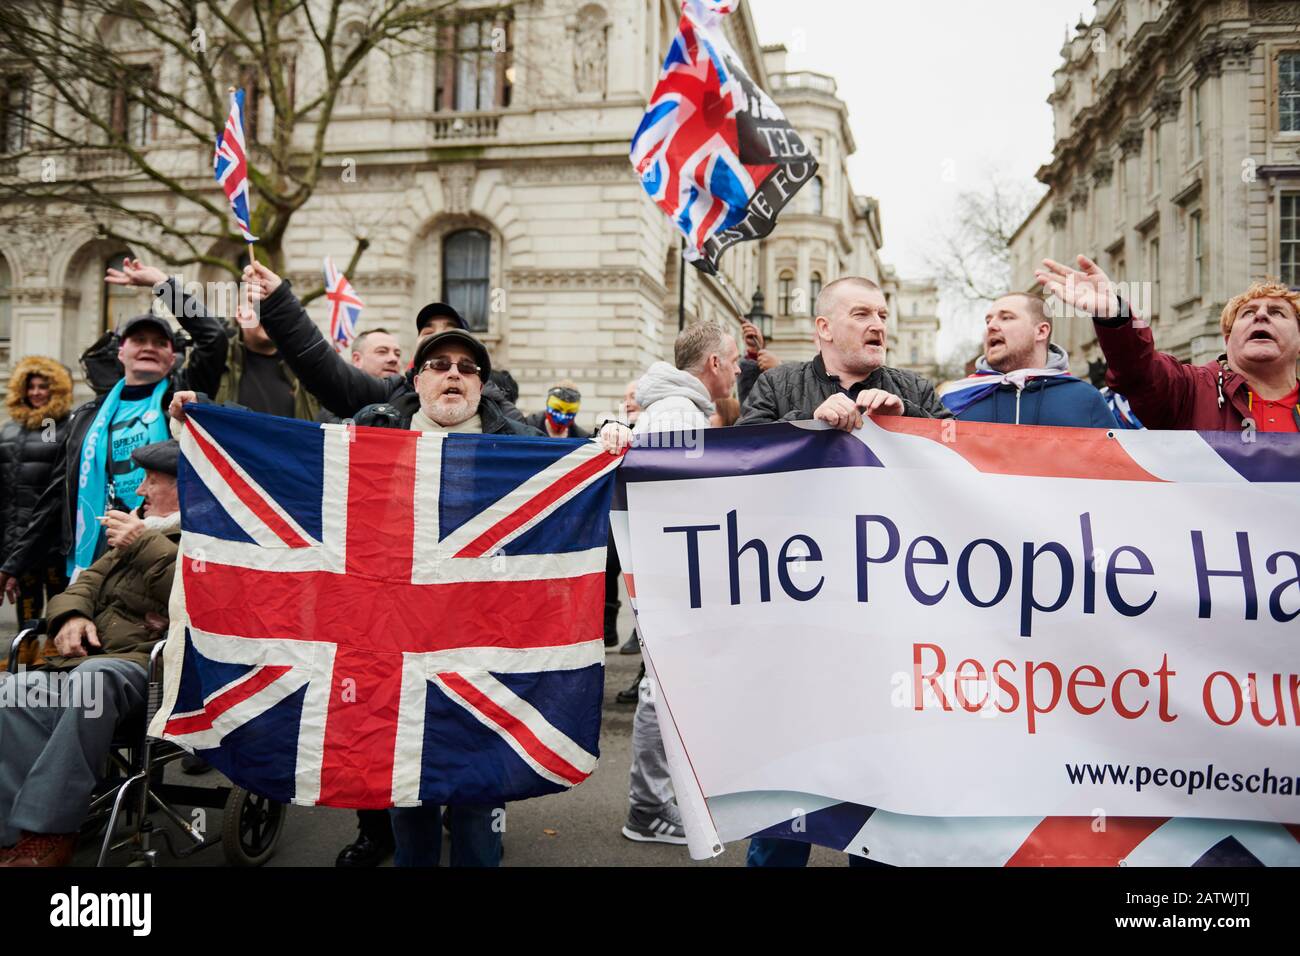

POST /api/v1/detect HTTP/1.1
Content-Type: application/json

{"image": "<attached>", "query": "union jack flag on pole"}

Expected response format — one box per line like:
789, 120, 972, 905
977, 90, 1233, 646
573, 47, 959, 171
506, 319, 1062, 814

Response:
213, 89, 258, 242
323, 256, 364, 352
630, 0, 818, 274
150, 404, 620, 808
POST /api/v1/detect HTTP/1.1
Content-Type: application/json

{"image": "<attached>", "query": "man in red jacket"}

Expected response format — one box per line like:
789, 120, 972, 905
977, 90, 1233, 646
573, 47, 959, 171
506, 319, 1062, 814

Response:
1037, 255, 1299, 432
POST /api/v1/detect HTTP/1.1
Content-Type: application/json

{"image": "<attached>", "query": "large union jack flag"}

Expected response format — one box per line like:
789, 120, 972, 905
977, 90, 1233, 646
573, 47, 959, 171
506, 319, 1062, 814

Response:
630, 0, 817, 274
150, 403, 621, 808
214, 89, 258, 242
322, 256, 364, 352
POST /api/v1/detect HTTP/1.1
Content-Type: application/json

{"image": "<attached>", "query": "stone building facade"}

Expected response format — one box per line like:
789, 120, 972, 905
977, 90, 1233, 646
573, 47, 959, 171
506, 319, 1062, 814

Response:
1009, 0, 1300, 374
891, 277, 941, 382
0, 1, 937, 425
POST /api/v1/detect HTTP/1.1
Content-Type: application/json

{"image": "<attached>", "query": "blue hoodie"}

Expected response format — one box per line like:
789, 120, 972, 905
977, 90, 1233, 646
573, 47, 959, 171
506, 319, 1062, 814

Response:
943, 344, 1116, 428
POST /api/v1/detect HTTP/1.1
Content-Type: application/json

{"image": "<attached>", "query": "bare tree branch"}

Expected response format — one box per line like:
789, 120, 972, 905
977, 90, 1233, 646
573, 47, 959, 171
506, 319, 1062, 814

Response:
0, 0, 462, 281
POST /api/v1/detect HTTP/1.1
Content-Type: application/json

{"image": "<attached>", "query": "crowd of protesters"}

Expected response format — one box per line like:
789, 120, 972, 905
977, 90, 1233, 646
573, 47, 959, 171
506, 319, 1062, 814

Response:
0, 249, 1296, 868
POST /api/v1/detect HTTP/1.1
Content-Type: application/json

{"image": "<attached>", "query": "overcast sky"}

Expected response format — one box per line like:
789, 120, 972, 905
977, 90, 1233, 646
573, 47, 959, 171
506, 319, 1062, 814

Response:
748, 0, 1094, 348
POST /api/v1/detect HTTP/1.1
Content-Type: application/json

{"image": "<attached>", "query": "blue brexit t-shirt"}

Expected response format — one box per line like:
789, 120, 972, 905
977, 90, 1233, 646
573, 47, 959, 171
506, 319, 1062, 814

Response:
106, 383, 166, 507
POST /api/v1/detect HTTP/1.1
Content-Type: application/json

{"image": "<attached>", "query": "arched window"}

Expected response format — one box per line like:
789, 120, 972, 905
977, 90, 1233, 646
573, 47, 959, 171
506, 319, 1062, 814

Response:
442, 229, 490, 331
810, 176, 824, 216
103, 251, 136, 333
777, 270, 794, 315
809, 271, 822, 312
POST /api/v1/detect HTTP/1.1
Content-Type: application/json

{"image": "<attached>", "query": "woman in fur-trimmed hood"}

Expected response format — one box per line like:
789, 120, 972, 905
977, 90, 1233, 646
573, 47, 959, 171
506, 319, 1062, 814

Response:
1, 355, 74, 636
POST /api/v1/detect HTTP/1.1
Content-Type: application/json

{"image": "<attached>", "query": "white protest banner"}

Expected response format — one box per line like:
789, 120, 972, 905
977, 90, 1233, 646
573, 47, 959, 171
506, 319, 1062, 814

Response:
614, 417, 1300, 865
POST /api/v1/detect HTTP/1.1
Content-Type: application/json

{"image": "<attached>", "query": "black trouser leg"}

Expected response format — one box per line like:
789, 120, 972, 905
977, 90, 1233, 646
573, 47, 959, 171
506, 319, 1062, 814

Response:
356, 807, 394, 847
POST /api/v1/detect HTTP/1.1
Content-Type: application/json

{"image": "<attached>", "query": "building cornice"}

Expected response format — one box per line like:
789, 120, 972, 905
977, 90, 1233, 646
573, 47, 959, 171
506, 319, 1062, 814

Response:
506, 266, 668, 301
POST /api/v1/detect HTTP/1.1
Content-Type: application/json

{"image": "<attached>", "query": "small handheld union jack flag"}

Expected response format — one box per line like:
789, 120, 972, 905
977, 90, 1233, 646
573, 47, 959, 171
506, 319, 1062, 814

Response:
323, 256, 364, 352
214, 88, 258, 242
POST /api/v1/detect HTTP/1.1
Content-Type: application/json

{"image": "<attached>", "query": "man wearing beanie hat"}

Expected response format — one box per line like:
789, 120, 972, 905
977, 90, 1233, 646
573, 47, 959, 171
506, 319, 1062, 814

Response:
525, 380, 590, 438
234, 261, 538, 439
0, 439, 182, 867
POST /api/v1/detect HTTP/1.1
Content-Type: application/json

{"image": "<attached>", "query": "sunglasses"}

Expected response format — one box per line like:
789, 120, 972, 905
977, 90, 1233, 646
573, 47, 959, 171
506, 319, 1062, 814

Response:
420, 357, 481, 376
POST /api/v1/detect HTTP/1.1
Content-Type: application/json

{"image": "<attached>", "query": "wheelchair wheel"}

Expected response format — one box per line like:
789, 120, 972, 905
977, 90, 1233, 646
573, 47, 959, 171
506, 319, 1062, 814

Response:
221, 786, 285, 866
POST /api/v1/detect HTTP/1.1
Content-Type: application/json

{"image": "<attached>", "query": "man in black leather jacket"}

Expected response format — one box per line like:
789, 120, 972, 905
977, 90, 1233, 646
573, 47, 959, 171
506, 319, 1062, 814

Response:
739, 276, 950, 428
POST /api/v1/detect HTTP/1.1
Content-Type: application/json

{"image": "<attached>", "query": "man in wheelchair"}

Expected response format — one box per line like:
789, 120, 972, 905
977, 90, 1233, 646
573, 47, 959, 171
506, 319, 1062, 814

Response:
0, 439, 181, 867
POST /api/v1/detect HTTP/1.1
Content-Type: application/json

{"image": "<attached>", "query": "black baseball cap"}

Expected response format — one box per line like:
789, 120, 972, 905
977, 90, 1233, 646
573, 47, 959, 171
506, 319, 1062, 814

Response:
118, 314, 178, 348
415, 302, 467, 334
412, 330, 491, 382
131, 439, 180, 476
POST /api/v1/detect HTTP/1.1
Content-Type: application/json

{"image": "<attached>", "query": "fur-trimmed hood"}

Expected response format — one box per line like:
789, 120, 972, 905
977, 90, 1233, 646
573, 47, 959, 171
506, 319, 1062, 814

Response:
5, 355, 74, 430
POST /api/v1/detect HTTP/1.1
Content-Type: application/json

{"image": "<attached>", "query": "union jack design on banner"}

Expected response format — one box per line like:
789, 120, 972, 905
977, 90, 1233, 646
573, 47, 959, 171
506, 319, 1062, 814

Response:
322, 256, 364, 352
213, 89, 258, 242
612, 418, 1300, 865
630, 0, 817, 274
150, 404, 621, 808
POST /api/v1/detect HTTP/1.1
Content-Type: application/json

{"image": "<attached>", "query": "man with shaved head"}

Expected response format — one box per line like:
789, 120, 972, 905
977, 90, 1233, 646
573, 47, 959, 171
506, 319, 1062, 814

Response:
738, 276, 949, 428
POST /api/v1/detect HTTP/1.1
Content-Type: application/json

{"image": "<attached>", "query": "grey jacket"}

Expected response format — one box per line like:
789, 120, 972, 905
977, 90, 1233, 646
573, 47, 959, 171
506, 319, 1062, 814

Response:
738, 353, 951, 424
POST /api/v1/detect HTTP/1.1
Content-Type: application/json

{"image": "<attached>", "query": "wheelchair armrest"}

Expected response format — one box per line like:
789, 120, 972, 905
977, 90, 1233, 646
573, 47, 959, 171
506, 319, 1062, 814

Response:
7, 619, 48, 672
145, 639, 168, 725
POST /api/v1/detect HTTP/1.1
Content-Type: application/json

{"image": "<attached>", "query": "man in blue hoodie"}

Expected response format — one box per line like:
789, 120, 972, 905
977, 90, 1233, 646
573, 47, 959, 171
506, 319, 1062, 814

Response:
942, 292, 1114, 427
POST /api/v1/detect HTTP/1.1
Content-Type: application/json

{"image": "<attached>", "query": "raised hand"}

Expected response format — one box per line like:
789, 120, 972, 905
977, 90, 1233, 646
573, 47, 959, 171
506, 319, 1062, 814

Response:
241, 261, 282, 303
1035, 255, 1124, 320
105, 257, 168, 289
168, 389, 198, 424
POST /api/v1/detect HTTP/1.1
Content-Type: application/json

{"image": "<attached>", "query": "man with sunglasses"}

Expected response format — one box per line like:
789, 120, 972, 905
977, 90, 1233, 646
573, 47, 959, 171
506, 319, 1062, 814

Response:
164, 267, 539, 868
237, 262, 538, 439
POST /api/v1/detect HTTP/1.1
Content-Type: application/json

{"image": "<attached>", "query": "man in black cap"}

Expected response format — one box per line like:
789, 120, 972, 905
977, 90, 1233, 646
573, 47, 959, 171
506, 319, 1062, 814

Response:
415, 302, 468, 339
0, 440, 181, 867
235, 262, 537, 439
0, 311, 197, 604
411, 302, 525, 425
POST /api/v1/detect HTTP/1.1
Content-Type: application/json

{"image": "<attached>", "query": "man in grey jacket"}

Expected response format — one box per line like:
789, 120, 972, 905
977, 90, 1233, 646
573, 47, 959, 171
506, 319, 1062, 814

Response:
739, 276, 950, 427
613, 321, 739, 846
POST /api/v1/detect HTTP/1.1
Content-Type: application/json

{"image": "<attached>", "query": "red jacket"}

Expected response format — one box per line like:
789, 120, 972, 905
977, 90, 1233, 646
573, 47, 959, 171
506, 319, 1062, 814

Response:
1095, 314, 1262, 431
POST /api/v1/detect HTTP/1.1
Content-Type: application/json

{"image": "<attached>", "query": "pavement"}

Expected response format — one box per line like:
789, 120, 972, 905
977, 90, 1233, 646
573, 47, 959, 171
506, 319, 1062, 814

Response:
5, 603, 846, 867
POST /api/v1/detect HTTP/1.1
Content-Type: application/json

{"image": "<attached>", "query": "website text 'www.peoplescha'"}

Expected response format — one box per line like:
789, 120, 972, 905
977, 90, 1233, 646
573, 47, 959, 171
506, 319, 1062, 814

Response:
1065, 761, 1299, 797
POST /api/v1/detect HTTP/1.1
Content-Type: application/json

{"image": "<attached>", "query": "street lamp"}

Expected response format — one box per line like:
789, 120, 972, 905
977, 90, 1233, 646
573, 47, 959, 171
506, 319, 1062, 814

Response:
744, 287, 772, 343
